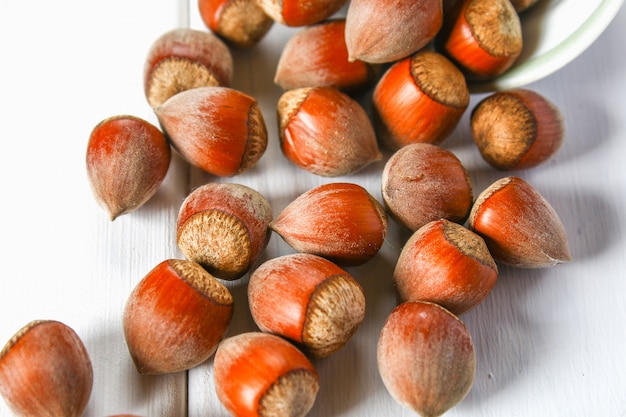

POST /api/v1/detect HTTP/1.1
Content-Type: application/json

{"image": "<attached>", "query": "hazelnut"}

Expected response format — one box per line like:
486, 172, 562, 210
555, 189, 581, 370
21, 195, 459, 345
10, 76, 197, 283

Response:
378, 301, 475, 417
248, 253, 366, 358
143, 28, 233, 108
176, 182, 273, 280
270, 182, 388, 266
198, 0, 274, 48
274, 18, 381, 93
382, 143, 473, 232
254, 0, 348, 27
437, 0, 523, 79
277, 86, 382, 177
394, 219, 498, 315
372, 49, 470, 150
213, 332, 319, 417
154, 86, 268, 177
471, 88, 565, 170
123, 259, 234, 374
0, 320, 93, 417
86, 115, 171, 221
345, 0, 443, 63
468, 176, 572, 268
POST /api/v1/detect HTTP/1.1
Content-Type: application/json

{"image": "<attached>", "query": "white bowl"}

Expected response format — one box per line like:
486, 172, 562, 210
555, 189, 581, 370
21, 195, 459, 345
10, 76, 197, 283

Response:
469, 0, 624, 92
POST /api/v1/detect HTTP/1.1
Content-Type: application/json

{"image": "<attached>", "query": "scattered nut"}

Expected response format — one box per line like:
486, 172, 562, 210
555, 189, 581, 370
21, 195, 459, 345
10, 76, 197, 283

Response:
198, 0, 274, 48
471, 88, 565, 170
0, 320, 93, 417
248, 253, 366, 358
176, 182, 273, 280
155, 86, 268, 177
468, 176, 572, 267
377, 301, 476, 417
437, 0, 523, 79
345, 0, 443, 63
277, 86, 382, 177
213, 331, 319, 417
255, 0, 348, 27
143, 28, 233, 108
274, 18, 381, 92
123, 259, 234, 374
270, 182, 388, 265
86, 115, 171, 221
372, 49, 470, 150
394, 219, 498, 315
382, 143, 473, 232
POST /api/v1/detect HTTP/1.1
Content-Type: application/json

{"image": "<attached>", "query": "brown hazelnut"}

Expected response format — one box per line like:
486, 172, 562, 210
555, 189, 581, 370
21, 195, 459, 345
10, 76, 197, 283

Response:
345, 0, 443, 63
86, 115, 171, 221
270, 182, 388, 265
198, 0, 274, 48
394, 219, 498, 315
155, 86, 268, 177
143, 28, 233, 108
123, 259, 234, 374
0, 320, 93, 417
274, 18, 381, 92
277, 86, 382, 177
378, 301, 475, 417
382, 143, 473, 232
248, 253, 366, 358
176, 182, 273, 280
471, 88, 565, 170
437, 0, 523, 79
213, 332, 319, 417
468, 176, 572, 268
372, 49, 470, 150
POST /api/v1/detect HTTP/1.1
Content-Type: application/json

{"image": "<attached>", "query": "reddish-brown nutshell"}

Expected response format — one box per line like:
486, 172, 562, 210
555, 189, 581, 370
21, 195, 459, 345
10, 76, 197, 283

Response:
277, 86, 382, 177
437, 0, 523, 79
123, 259, 234, 374
198, 0, 274, 48
0, 320, 93, 417
377, 301, 476, 417
372, 49, 470, 150
248, 253, 366, 358
155, 86, 268, 177
176, 182, 273, 280
468, 176, 572, 268
274, 19, 381, 92
394, 219, 498, 315
345, 0, 443, 64
382, 143, 473, 232
471, 88, 565, 170
270, 182, 388, 266
143, 28, 233, 108
214, 332, 320, 417
255, 0, 348, 26
86, 115, 171, 221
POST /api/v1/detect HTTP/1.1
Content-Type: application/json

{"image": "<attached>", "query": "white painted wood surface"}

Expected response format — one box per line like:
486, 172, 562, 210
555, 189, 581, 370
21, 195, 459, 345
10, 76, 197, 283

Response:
1, 1, 625, 416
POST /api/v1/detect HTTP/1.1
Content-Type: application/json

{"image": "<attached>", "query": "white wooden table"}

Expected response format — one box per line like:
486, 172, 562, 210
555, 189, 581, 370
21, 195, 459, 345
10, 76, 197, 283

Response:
1, 1, 625, 416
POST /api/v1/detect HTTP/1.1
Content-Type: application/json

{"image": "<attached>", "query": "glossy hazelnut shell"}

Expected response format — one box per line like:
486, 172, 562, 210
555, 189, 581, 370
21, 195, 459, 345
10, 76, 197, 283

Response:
394, 219, 498, 315
123, 259, 234, 374
0, 320, 93, 417
248, 253, 366, 357
468, 176, 572, 268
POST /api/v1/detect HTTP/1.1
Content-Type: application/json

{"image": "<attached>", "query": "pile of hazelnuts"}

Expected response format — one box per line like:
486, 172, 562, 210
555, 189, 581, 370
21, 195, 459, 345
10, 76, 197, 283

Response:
0, 0, 573, 416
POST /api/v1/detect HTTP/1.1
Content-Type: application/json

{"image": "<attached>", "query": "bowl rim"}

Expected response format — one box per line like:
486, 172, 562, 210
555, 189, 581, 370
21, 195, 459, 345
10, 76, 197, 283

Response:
469, 0, 625, 93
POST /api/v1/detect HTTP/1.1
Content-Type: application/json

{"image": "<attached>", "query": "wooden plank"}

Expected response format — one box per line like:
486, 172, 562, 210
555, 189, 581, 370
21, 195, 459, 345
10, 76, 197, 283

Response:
0, 1, 189, 416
